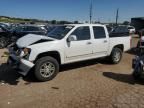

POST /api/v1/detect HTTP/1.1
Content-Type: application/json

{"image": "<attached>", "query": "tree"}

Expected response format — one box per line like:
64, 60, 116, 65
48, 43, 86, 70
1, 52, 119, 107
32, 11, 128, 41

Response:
45, 20, 49, 24
74, 21, 79, 24
30, 22, 35, 24
51, 20, 57, 24
85, 21, 89, 23
123, 21, 130, 25
59, 21, 67, 24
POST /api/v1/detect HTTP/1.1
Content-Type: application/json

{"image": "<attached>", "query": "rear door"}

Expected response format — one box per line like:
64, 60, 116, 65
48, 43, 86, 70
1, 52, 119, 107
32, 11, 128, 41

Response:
92, 26, 109, 56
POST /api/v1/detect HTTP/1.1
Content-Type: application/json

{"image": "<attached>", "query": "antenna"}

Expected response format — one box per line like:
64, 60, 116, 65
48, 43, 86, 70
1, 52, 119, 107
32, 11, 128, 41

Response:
90, 0, 93, 24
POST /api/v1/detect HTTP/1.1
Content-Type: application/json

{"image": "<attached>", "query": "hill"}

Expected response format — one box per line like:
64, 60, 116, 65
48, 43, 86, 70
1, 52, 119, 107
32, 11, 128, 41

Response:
0, 16, 73, 24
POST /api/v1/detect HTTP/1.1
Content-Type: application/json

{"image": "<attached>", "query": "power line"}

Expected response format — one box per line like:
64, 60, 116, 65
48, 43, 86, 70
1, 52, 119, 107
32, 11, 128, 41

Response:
116, 8, 119, 25
90, 0, 93, 24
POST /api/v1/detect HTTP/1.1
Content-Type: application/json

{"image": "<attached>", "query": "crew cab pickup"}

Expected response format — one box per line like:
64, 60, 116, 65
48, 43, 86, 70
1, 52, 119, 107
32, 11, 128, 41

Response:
7, 24, 131, 81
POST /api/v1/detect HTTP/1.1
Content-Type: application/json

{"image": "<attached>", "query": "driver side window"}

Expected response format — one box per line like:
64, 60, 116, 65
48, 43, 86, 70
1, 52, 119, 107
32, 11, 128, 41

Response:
71, 26, 90, 41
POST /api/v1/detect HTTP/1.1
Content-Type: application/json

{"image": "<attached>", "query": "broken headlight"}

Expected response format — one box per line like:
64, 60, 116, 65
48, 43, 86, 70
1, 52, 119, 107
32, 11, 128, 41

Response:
20, 48, 31, 59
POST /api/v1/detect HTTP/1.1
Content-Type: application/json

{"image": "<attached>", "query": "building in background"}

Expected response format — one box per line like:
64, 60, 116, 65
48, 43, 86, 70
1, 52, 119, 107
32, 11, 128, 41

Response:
131, 17, 144, 32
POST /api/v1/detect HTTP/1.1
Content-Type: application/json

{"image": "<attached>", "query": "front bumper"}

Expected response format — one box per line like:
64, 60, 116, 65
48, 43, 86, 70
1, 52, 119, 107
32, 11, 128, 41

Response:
7, 48, 34, 76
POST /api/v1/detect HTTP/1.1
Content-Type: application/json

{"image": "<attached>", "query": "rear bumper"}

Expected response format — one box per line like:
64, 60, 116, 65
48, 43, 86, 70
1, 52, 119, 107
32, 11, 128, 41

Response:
7, 54, 34, 76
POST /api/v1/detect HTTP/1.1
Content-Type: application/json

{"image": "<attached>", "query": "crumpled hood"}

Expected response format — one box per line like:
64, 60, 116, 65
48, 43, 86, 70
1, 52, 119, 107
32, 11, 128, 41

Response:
16, 34, 56, 48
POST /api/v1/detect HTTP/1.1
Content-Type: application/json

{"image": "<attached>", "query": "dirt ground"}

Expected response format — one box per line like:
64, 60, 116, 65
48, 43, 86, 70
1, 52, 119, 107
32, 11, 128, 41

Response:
0, 36, 144, 108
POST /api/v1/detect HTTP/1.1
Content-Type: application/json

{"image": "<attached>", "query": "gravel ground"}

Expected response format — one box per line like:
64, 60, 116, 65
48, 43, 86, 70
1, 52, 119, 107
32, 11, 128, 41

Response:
0, 37, 144, 108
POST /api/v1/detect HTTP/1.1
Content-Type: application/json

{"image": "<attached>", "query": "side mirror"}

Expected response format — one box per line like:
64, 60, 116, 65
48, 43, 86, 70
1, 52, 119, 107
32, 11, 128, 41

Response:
67, 35, 77, 42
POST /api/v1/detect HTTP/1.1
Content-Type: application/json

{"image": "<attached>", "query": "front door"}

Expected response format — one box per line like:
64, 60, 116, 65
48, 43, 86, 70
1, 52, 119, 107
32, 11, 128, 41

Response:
65, 26, 93, 62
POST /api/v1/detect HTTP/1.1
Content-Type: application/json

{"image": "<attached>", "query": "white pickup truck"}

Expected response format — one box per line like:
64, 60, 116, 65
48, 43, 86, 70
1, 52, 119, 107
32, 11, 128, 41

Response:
7, 24, 131, 81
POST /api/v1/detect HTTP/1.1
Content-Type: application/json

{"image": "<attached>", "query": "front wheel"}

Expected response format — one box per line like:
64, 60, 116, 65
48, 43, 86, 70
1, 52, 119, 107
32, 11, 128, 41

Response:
110, 48, 123, 64
35, 56, 59, 82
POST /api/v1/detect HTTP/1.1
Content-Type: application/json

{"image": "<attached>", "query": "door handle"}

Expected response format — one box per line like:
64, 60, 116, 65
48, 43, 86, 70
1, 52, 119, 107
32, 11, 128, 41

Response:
87, 42, 92, 45
103, 40, 108, 43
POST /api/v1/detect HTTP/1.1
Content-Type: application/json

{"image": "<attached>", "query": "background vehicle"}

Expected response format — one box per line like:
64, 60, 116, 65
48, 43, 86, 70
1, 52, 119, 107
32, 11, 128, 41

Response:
127, 26, 135, 34
0, 25, 13, 48
132, 36, 144, 79
37, 25, 49, 31
106, 25, 113, 33
136, 36, 144, 48
47, 25, 58, 33
138, 29, 144, 37
12, 25, 48, 40
0, 22, 12, 30
132, 55, 144, 79
8, 24, 131, 81
110, 25, 130, 37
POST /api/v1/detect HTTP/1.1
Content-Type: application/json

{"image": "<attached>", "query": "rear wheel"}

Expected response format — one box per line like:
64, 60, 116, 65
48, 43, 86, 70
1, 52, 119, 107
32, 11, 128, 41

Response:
35, 56, 59, 82
110, 48, 123, 64
0, 37, 7, 48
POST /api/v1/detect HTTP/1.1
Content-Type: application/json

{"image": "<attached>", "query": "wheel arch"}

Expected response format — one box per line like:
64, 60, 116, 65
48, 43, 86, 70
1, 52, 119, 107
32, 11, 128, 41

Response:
34, 51, 61, 64
112, 44, 124, 52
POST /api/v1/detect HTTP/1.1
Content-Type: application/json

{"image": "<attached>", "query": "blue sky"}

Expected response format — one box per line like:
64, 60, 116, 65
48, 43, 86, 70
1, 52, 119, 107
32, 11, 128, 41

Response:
0, 0, 143, 23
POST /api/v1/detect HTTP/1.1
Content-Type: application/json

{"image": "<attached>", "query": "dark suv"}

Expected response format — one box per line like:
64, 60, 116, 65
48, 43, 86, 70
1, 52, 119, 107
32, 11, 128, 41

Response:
13, 25, 47, 40
0, 25, 13, 48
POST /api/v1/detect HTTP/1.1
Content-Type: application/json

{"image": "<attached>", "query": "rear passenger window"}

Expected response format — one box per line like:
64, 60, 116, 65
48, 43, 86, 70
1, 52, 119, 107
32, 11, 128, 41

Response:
93, 27, 106, 39
15, 26, 24, 32
71, 26, 90, 41
26, 26, 40, 31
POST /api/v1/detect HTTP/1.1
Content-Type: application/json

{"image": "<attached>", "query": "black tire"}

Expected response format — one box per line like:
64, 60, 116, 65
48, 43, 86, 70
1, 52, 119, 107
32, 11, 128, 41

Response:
34, 56, 59, 82
110, 48, 123, 64
0, 37, 7, 48
132, 64, 143, 80
132, 71, 141, 80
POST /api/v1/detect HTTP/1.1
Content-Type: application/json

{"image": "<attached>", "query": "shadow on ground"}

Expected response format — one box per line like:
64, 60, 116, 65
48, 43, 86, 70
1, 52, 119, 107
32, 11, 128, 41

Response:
21, 58, 113, 83
0, 63, 37, 85
0, 59, 115, 84
60, 58, 112, 72
126, 48, 139, 56
0, 63, 21, 85
103, 72, 144, 85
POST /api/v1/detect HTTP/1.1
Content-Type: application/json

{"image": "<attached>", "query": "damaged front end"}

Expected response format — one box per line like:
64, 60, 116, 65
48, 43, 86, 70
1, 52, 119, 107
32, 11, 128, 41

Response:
7, 34, 56, 76
7, 43, 34, 76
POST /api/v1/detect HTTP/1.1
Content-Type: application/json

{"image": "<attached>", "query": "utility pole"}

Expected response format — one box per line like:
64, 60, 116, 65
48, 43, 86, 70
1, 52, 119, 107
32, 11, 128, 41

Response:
116, 8, 119, 26
90, 0, 93, 24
